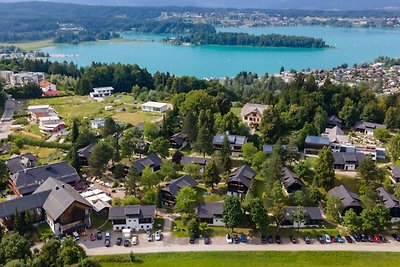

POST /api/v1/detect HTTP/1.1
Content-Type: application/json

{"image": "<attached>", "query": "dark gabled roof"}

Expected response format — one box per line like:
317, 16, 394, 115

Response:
390, 166, 400, 179
263, 144, 297, 154
213, 134, 247, 147
284, 207, 324, 221
282, 168, 303, 189
377, 187, 400, 210
327, 115, 343, 124
34, 178, 91, 220
333, 152, 366, 165
181, 157, 210, 166
305, 136, 330, 146
6, 153, 38, 175
108, 205, 155, 220
354, 121, 387, 131
128, 154, 162, 175
162, 175, 198, 197
228, 165, 256, 188
197, 202, 223, 219
170, 132, 187, 146
240, 103, 267, 117
328, 185, 362, 209
10, 162, 80, 195
78, 143, 95, 159
0, 190, 50, 218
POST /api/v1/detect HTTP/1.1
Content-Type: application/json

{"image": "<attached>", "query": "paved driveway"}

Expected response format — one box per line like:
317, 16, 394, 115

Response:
0, 96, 15, 140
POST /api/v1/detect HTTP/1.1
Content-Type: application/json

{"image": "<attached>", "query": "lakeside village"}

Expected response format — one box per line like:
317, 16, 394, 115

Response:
2, 58, 400, 258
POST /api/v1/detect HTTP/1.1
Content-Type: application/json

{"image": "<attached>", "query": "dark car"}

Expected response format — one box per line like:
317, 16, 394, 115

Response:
392, 233, 400, 242
360, 234, 367, 242
352, 233, 361, 242
233, 234, 240, 244
96, 231, 102, 240
90, 232, 96, 241
345, 236, 353, 243
189, 235, 195, 244
367, 235, 374, 242
275, 235, 281, 244
104, 239, 110, 247
303, 236, 311, 244
204, 236, 210, 245
267, 235, 274, 244
261, 234, 267, 244
116, 237, 122, 246
124, 239, 130, 247
317, 236, 325, 244
379, 235, 387, 243
240, 233, 247, 243
290, 235, 297, 244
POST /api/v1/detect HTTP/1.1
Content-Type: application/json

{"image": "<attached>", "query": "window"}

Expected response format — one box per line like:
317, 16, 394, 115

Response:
116, 227, 119, 230
141, 226, 144, 229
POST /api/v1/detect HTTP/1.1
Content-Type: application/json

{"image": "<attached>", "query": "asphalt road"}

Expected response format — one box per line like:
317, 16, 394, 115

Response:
0, 95, 15, 140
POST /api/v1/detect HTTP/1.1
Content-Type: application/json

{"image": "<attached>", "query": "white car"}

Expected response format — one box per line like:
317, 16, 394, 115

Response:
72, 231, 80, 241
155, 230, 161, 241
324, 234, 332, 244
226, 234, 233, 244
131, 236, 138, 245
105, 232, 111, 240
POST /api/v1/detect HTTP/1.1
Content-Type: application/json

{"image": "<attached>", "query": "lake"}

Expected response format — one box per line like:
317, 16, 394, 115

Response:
41, 26, 400, 78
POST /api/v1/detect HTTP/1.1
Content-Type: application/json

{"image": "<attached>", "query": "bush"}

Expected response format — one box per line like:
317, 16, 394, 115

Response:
9, 135, 72, 150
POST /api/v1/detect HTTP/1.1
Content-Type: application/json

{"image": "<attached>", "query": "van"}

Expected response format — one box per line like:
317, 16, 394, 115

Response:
72, 231, 80, 241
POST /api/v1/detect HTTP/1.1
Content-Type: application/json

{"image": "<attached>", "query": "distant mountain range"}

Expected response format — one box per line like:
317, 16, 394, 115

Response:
0, 0, 400, 10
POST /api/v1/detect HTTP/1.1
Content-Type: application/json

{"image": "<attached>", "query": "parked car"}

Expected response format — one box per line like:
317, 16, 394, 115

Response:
226, 234, 233, 244
204, 236, 210, 245
131, 236, 138, 245
261, 234, 267, 244
367, 235, 374, 242
360, 234, 367, 242
303, 236, 311, 244
324, 234, 331, 244
379, 235, 387, 243
275, 235, 281, 244
155, 230, 161, 241
147, 232, 154, 242
330, 235, 337, 243
233, 234, 240, 244
290, 235, 297, 244
96, 231, 102, 240
317, 236, 325, 244
373, 235, 380, 243
105, 232, 110, 240
116, 237, 122, 246
72, 231, 79, 241
267, 235, 274, 244
336, 235, 345, 243
240, 233, 247, 243
345, 236, 353, 243
124, 239, 130, 247
104, 239, 110, 247
189, 235, 195, 244
352, 233, 361, 242
90, 232, 96, 241
392, 233, 400, 242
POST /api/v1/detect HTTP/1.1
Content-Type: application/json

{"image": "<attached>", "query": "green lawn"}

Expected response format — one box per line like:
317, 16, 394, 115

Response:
0, 39, 56, 50
94, 251, 400, 267
90, 213, 112, 231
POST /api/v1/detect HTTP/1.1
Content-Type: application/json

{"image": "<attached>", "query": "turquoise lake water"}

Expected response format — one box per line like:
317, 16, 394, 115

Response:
41, 26, 400, 78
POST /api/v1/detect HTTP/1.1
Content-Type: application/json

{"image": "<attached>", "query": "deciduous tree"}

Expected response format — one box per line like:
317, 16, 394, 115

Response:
222, 196, 243, 231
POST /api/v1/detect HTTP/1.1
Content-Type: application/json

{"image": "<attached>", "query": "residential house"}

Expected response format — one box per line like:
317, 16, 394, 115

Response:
354, 121, 387, 136
170, 132, 188, 149
9, 161, 81, 196
377, 187, 400, 220
161, 175, 198, 206
227, 165, 256, 197
141, 101, 168, 113
27, 105, 57, 122
282, 207, 324, 228
90, 87, 114, 98
39, 81, 60, 96
197, 202, 224, 226
282, 168, 303, 194
213, 134, 248, 156
0, 177, 92, 236
181, 156, 210, 172
38, 116, 65, 133
9, 72, 44, 86
91, 118, 105, 129
6, 153, 38, 175
304, 136, 330, 156
263, 144, 298, 155
389, 166, 400, 183
126, 154, 162, 176
333, 152, 366, 171
108, 205, 155, 231
328, 185, 363, 216
327, 115, 343, 129
78, 143, 95, 166
240, 103, 268, 129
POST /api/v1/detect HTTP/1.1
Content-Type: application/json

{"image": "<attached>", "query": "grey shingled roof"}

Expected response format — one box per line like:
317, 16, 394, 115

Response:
181, 157, 210, 166
228, 165, 256, 188
108, 205, 155, 220
129, 154, 162, 175
305, 136, 330, 146
284, 207, 323, 221
213, 134, 248, 147
170, 132, 187, 146
328, 185, 362, 209
0, 190, 50, 218
390, 166, 400, 179
6, 153, 37, 175
10, 161, 80, 195
354, 121, 387, 131
240, 103, 267, 117
197, 202, 223, 219
282, 168, 303, 189
333, 152, 366, 165
162, 175, 198, 197
78, 143, 95, 159
377, 187, 400, 210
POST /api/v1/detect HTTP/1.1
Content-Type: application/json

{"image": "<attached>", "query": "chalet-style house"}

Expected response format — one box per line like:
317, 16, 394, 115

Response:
181, 156, 210, 172
78, 143, 95, 166
304, 136, 330, 156
125, 154, 162, 176
354, 121, 387, 136
161, 175, 198, 206
0, 178, 92, 236
227, 165, 256, 197
389, 166, 400, 183
282, 207, 324, 228
6, 153, 38, 174
333, 152, 366, 171
282, 168, 303, 194
377, 187, 400, 220
213, 134, 248, 156
170, 132, 188, 149
9, 161, 81, 196
328, 185, 363, 216
197, 202, 224, 226
327, 115, 343, 129
240, 103, 268, 129
108, 205, 155, 231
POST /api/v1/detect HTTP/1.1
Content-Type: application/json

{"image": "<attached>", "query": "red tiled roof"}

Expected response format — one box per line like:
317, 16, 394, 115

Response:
39, 81, 52, 87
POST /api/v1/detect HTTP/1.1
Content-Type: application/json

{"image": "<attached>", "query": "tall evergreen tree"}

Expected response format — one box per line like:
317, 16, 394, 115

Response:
70, 118, 79, 143
182, 110, 198, 144
66, 145, 80, 172
314, 147, 335, 190
203, 160, 220, 189
220, 134, 232, 172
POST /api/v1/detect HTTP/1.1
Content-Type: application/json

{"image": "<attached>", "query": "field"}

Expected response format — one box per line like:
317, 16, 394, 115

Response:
0, 39, 56, 50
94, 251, 400, 267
